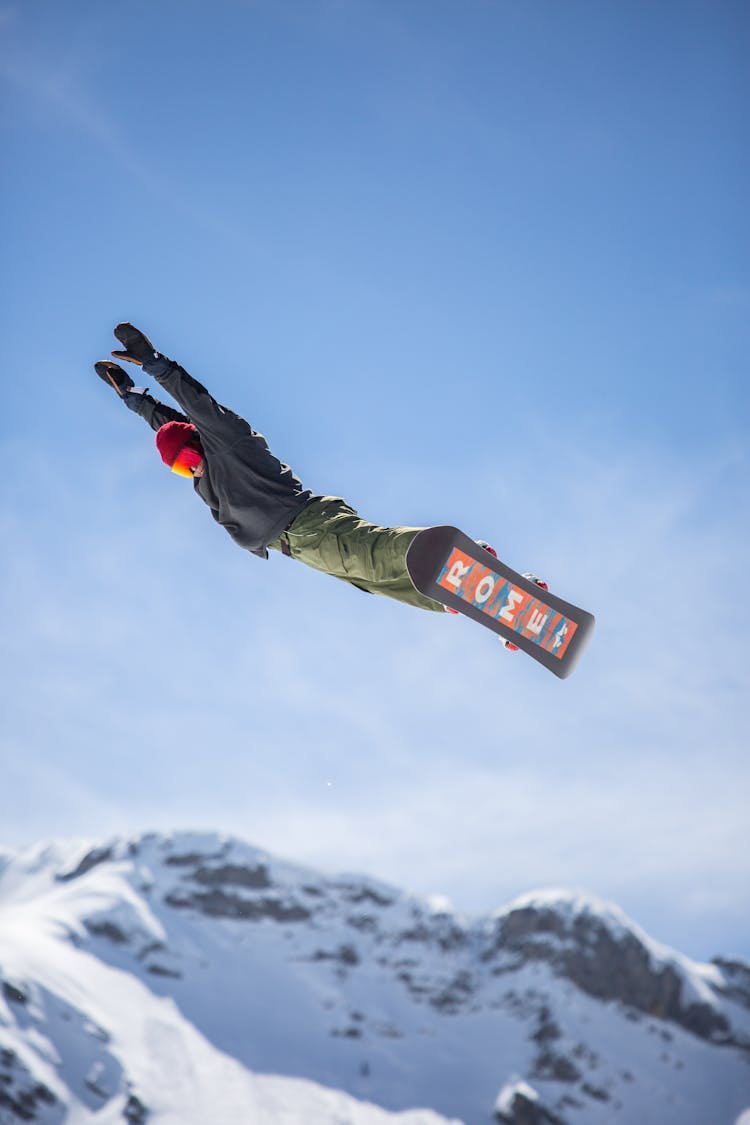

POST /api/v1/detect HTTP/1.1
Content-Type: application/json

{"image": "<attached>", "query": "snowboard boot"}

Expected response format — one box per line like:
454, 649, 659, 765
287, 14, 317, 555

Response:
475, 539, 498, 558
95, 360, 135, 397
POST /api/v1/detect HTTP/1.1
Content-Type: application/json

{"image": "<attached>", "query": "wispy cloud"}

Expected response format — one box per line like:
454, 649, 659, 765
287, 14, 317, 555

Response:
0, 22, 262, 253
2, 426, 748, 961
1, 0, 746, 973
0, 32, 123, 148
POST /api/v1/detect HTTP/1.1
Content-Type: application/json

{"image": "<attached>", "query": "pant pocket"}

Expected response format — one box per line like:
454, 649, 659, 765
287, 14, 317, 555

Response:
286, 498, 356, 576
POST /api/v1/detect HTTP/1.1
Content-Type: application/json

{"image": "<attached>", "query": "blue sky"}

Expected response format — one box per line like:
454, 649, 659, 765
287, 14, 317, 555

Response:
1, 0, 748, 961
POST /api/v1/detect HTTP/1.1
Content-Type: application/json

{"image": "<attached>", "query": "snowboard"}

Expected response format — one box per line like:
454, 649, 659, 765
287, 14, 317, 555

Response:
406, 526, 595, 679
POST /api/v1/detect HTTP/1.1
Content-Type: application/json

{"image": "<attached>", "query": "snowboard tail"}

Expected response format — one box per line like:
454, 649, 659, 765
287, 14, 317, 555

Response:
406, 526, 595, 679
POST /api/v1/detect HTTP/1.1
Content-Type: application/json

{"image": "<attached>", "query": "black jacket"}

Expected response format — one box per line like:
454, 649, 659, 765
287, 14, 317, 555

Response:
126, 355, 312, 558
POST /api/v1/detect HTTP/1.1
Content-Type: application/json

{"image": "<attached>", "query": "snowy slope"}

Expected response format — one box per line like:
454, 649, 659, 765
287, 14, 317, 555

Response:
0, 832, 748, 1125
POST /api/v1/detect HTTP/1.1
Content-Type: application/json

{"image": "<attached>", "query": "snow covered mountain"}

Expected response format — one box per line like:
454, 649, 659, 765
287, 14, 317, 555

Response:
0, 832, 748, 1125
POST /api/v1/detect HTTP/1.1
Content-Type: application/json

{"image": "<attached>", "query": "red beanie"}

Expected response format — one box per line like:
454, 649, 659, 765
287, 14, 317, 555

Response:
155, 421, 198, 467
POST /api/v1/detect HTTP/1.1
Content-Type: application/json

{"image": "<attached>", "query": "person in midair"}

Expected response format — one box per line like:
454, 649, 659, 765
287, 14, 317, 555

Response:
96, 323, 544, 635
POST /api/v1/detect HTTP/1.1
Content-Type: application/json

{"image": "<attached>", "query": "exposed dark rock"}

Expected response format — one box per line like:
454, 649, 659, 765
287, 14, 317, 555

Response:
311, 944, 360, 967
163, 840, 229, 867
165, 889, 310, 923
85, 1071, 109, 1099
398, 923, 432, 944
85, 920, 129, 944
331, 1026, 362, 1039
124, 1092, 149, 1122
347, 913, 378, 933
533, 1050, 581, 1083
582, 1082, 610, 1102
436, 923, 468, 953
395, 970, 432, 1000
532, 1007, 562, 1045
490, 957, 526, 977
495, 1085, 567, 1125
83, 1020, 110, 1044
164, 852, 211, 866
188, 863, 271, 890
430, 971, 475, 1014
338, 943, 360, 966
336, 883, 394, 908
56, 846, 113, 882
137, 942, 167, 961
0, 1048, 57, 1122
396, 913, 466, 952
713, 957, 750, 1011
487, 902, 735, 1047
2, 981, 28, 1006
312, 948, 334, 963
571, 1042, 600, 1068
679, 1000, 734, 1042
146, 965, 182, 979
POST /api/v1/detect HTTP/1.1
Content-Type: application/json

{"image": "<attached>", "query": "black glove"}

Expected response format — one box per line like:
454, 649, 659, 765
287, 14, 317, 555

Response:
112, 322, 159, 367
95, 360, 135, 397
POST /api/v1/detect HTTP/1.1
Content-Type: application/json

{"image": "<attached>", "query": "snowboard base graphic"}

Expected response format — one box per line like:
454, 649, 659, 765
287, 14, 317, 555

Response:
406, 526, 595, 679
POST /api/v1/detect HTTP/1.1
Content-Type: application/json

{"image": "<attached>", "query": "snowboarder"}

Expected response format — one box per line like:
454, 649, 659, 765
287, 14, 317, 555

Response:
96, 322, 455, 614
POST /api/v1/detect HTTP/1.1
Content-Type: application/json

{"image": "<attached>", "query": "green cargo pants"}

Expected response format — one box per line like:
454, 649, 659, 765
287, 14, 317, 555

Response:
268, 496, 446, 613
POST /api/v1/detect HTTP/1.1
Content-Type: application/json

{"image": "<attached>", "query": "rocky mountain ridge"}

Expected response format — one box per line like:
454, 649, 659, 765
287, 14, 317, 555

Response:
1, 831, 748, 1124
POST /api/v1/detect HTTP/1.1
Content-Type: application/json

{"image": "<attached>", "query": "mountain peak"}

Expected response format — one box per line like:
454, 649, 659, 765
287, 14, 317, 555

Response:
482, 886, 741, 1048
2, 832, 749, 1125
500, 886, 637, 932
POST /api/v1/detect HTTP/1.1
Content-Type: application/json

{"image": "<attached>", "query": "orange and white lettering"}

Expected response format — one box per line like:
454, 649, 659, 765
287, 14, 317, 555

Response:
552, 623, 568, 650
499, 589, 524, 623
445, 559, 472, 590
475, 575, 496, 604
527, 609, 549, 636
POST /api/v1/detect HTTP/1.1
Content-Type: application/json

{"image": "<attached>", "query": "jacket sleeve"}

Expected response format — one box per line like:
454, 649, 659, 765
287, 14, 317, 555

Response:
123, 389, 189, 433
142, 355, 250, 446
